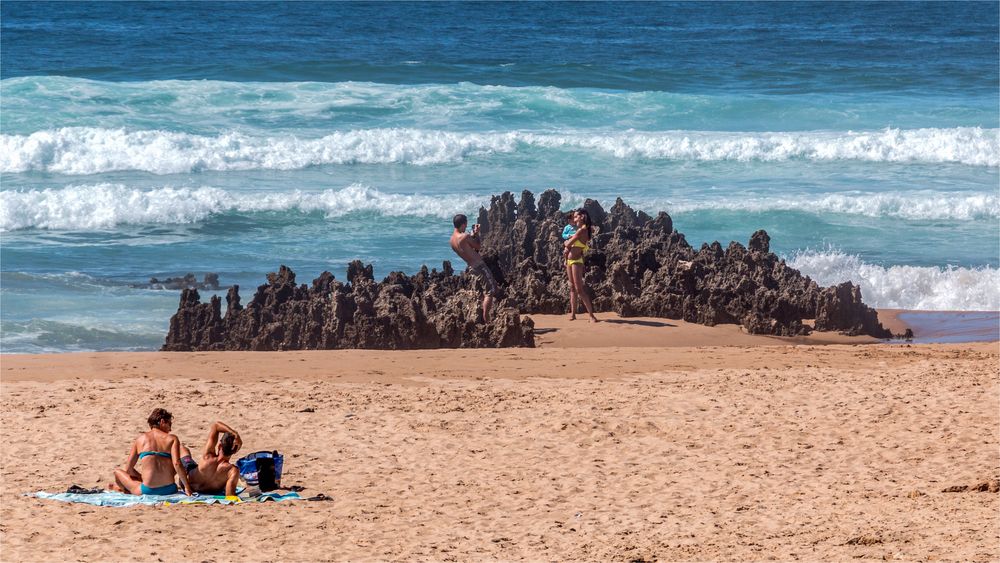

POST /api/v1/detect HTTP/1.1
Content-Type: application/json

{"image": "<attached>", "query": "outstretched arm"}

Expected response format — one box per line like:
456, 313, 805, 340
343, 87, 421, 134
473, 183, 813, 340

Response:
170, 435, 192, 495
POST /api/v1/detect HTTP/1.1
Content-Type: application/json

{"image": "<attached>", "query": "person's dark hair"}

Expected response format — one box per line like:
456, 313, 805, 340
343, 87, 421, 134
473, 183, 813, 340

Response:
453, 214, 467, 230
218, 432, 238, 456
147, 408, 173, 428
576, 208, 593, 239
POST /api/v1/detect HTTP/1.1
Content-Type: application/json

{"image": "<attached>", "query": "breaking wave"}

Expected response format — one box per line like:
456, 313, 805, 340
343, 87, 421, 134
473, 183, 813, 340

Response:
0, 184, 481, 231
666, 192, 999, 221
2, 126, 996, 174
3, 184, 997, 231
788, 250, 999, 311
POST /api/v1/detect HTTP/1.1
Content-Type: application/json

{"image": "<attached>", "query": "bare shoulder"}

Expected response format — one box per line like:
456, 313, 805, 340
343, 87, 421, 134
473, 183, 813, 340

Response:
450, 232, 469, 250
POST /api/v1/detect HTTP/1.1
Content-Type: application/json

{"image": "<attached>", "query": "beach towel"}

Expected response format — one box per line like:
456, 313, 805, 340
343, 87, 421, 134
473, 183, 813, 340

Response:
29, 490, 300, 507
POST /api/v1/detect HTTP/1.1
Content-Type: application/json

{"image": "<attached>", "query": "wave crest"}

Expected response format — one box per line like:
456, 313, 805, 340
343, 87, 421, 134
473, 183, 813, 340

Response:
788, 250, 999, 311
668, 192, 999, 221
3, 184, 997, 231
0, 184, 481, 231
2, 126, 995, 174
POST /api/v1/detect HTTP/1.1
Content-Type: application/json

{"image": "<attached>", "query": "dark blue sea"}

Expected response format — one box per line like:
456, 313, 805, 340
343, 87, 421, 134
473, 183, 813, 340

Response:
1, 1, 998, 352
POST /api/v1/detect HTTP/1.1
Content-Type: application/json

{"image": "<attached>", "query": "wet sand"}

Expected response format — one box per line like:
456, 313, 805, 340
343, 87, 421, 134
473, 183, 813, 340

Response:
894, 311, 1000, 343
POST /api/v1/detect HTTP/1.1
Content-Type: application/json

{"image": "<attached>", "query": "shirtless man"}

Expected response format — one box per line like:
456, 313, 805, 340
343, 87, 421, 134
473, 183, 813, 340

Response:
111, 408, 192, 496
179, 421, 243, 497
450, 213, 498, 322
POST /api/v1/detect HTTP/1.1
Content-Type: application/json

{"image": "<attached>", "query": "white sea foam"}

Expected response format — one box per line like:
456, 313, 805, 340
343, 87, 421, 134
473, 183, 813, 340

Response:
788, 250, 999, 311
2, 126, 996, 174
0, 128, 521, 174
528, 127, 1000, 166
3, 184, 997, 232
0, 184, 482, 231
664, 192, 999, 220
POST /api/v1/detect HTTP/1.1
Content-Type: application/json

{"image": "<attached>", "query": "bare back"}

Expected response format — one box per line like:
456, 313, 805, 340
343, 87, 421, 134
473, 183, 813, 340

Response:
450, 231, 483, 267
189, 454, 237, 494
134, 429, 179, 488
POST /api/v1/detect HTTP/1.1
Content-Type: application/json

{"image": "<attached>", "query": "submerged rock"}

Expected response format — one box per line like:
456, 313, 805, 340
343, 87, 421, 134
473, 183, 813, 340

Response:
144, 273, 220, 291
163, 190, 891, 351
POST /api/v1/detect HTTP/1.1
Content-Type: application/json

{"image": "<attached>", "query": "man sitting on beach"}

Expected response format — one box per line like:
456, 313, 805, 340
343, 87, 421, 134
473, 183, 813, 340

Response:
450, 213, 499, 322
179, 420, 243, 497
110, 408, 192, 496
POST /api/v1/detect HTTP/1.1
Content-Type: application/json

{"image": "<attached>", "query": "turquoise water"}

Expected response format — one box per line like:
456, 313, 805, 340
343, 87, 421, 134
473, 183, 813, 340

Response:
1, 2, 998, 352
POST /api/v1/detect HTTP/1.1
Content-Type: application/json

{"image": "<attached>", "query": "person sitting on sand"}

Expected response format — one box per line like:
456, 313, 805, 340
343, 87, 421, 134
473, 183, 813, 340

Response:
450, 213, 499, 322
564, 208, 599, 323
179, 420, 243, 497
111, 408, 192, 496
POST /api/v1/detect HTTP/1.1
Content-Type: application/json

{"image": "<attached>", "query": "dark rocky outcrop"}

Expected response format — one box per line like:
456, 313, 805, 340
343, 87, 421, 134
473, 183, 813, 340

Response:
479, 190, 891, 338
163, 190, 891, 351
473, 190, 890, 338
162, 262, 535, 351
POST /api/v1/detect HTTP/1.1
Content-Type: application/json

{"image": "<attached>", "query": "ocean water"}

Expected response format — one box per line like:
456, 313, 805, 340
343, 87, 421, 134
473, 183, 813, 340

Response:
1, 2, 998, 353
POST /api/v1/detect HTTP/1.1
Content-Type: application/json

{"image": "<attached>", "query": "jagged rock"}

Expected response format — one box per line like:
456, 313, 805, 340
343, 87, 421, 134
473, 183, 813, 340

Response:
748, 230, 770, 253
164, 190, 892, 351
475, 189, 891, 338
814, 282, 888, 337
163, 263, 534, 351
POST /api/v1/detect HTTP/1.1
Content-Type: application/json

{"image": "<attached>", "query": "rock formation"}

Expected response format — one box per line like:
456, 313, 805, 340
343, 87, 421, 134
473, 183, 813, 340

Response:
474, 189, 890, 338
162, 262, 535, 351
163, 189, 891, 351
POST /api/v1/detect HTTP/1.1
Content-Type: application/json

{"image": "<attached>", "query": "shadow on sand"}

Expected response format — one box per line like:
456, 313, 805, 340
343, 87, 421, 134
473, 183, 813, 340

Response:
534, 320, 677, 334
601, 319, 677, 328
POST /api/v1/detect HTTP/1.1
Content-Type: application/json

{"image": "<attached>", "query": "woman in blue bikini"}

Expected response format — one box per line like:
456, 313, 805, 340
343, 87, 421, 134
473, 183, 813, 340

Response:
110, 408, 192, 496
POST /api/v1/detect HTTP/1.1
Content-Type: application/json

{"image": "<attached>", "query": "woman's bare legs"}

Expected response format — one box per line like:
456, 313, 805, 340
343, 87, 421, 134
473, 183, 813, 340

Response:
110, 468, 143, 495
566, 262, 577, 320
571, 264, 598, 322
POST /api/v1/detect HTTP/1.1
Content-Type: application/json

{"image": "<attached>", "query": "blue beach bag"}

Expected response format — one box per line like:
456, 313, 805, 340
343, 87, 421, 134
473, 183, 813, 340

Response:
236, 450, 284, 492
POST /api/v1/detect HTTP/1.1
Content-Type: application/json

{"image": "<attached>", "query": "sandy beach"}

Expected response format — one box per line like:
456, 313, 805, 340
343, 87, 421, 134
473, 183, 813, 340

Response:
1, 314, 997, 562
4, 2, 998, 561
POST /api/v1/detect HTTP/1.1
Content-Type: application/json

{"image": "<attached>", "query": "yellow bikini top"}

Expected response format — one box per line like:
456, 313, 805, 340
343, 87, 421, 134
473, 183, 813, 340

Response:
571, 239, 589, 251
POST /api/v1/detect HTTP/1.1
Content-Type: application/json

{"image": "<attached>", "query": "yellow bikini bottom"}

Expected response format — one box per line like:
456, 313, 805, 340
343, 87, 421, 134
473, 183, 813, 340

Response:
566, 257, 585, 266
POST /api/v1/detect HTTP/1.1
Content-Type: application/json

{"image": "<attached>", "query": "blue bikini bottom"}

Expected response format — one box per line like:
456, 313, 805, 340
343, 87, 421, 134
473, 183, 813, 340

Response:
140, 482, 179, 495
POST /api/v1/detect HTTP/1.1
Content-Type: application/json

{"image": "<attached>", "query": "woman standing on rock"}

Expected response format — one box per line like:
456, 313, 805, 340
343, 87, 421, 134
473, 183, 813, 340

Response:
564, 209, 599, 322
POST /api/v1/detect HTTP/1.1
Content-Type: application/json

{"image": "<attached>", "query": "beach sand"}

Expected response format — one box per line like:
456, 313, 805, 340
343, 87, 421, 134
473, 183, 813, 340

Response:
1, 314, 997, 562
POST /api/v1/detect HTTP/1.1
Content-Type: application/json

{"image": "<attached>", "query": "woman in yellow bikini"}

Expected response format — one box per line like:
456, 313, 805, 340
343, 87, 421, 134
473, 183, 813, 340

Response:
564, 209, 599, 322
